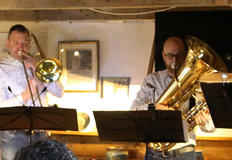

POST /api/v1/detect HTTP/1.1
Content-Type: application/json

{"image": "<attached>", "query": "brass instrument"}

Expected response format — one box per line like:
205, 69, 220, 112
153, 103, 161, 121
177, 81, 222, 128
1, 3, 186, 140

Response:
30, 33, 63, 83
19, 33, 63, 106
19, 51, 63, 106
149, 36, 227, 151
19, 51, 63, 83
35, 58, 62, 83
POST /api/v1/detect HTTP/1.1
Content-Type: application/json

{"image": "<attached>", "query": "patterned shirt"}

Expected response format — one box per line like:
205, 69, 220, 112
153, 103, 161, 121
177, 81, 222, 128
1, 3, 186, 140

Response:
131, 69, 214, 150
0, 52, 63, 107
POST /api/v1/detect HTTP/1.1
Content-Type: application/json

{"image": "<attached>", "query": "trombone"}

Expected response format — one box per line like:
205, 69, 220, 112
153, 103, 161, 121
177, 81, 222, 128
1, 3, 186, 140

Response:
19, 33, 62, 106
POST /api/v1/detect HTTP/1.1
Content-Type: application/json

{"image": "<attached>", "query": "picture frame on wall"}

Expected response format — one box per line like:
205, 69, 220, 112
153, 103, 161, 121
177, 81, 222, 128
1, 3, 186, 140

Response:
58, 41, 99, 92
101, 77, 130, 98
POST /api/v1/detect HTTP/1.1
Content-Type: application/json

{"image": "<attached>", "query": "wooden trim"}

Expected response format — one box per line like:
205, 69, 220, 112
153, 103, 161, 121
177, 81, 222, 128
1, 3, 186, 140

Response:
147, 36, 155, 75
49, 130, 232, 142
49, 130, 98, 136
196, 136, 232, 141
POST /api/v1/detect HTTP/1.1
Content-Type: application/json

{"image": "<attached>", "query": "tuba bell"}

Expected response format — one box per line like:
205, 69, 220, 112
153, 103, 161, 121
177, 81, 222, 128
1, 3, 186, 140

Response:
149, 36, 227, 151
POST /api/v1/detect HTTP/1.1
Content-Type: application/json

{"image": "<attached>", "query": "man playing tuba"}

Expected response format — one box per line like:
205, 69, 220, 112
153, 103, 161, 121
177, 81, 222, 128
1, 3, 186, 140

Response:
131, 36, 215, 160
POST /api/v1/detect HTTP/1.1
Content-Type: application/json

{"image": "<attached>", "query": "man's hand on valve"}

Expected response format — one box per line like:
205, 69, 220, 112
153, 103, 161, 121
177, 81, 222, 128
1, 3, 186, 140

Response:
195, 108, 210, 126
155, 103, 174, 111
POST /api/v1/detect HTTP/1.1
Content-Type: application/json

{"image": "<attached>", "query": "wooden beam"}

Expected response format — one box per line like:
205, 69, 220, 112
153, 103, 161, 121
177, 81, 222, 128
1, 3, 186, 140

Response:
1, 7, 232, 21
0, 0, 231, 21
0, 0, 231, 10
0, 9, 155, 21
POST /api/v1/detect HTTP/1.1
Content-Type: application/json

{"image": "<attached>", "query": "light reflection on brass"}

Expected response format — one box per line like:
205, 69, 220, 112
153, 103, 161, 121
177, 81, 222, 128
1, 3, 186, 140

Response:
77, 112, 90, 131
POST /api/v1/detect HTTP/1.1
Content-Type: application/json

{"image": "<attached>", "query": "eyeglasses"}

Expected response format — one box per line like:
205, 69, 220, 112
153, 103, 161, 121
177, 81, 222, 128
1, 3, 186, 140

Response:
163, 51, 185, 61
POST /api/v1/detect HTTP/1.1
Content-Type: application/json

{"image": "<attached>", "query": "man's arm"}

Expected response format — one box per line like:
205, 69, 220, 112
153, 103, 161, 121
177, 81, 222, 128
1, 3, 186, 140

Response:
0, 84, 23, 107
131, 75, 155, 110
0, 78, 39, 107
43, 81, 64, 98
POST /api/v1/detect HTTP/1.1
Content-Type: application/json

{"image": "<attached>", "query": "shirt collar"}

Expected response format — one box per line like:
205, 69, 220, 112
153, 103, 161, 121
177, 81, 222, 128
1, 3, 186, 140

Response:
164, 69, 173, 82
0, 52, 22, 66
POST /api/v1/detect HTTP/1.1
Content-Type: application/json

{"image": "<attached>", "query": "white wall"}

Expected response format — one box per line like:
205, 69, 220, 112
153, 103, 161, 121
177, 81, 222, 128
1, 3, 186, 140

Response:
47, 21, 155, 132
46, 21, 154, 84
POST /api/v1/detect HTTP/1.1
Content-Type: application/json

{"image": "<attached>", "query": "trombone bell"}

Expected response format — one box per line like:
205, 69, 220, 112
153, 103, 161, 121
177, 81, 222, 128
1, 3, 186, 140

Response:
35, 58, 63, 83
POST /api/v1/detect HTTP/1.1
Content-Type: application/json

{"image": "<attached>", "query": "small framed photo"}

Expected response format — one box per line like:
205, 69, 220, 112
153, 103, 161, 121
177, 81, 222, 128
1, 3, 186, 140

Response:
101, 77, 130, 98
58, 41, 99, 92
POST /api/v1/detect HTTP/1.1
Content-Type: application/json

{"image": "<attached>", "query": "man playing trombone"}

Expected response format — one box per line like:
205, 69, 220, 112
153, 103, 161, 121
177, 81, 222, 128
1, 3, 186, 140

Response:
0, 24, 64, 160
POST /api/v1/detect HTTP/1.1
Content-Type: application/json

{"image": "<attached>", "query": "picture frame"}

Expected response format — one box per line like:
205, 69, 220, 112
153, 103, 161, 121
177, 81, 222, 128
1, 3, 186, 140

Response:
101, 77, 130, 98
58, 41, 99, 92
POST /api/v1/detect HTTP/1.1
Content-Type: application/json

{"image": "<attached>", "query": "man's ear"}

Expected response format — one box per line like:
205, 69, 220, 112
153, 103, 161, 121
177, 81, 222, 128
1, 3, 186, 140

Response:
6, 39, 9, 49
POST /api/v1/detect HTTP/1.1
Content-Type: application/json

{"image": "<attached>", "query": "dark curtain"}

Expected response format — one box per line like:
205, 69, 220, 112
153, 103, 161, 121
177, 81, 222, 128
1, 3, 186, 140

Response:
155, 11, 232, 72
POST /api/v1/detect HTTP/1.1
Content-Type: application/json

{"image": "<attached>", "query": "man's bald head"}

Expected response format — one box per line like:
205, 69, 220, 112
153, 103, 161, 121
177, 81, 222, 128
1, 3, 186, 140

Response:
162, 37, 187, 77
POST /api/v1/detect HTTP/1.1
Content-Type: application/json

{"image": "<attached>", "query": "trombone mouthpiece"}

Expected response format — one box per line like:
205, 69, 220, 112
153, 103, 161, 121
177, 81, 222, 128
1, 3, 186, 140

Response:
18, 51, 22, 56
18, 51, 27, 60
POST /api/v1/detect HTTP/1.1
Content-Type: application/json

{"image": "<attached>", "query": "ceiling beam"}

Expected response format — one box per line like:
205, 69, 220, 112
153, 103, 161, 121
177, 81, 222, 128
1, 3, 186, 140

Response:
0, 0, 231, 10
0, 0, 231, 21
1, 7, 232, 21
0, 9, 156, 21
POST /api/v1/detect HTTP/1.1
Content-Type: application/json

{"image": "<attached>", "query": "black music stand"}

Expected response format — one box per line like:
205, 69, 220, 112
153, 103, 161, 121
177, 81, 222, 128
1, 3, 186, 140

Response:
0, 106, 78, 132
93, 110, 187, 143
201, 82, 232, 128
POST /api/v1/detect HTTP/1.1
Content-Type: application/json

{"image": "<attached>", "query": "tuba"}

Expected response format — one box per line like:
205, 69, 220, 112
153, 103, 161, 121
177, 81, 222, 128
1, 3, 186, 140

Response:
148, 36, 227, 151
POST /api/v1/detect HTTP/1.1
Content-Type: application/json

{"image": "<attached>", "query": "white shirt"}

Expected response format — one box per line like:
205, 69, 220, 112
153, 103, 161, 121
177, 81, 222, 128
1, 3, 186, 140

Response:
0, 52, 63, 107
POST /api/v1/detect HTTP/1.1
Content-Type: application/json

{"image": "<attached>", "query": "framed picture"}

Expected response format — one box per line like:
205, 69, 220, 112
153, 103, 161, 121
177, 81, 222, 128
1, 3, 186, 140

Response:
101, 77, 130, 98
58, 41, 99, 92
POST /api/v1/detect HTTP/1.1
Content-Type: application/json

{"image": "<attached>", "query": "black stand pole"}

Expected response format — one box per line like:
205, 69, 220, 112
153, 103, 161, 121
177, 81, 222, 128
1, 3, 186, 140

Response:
145, 142, 149, 160
24, 107, 33, 144
148, 103, 156, 121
